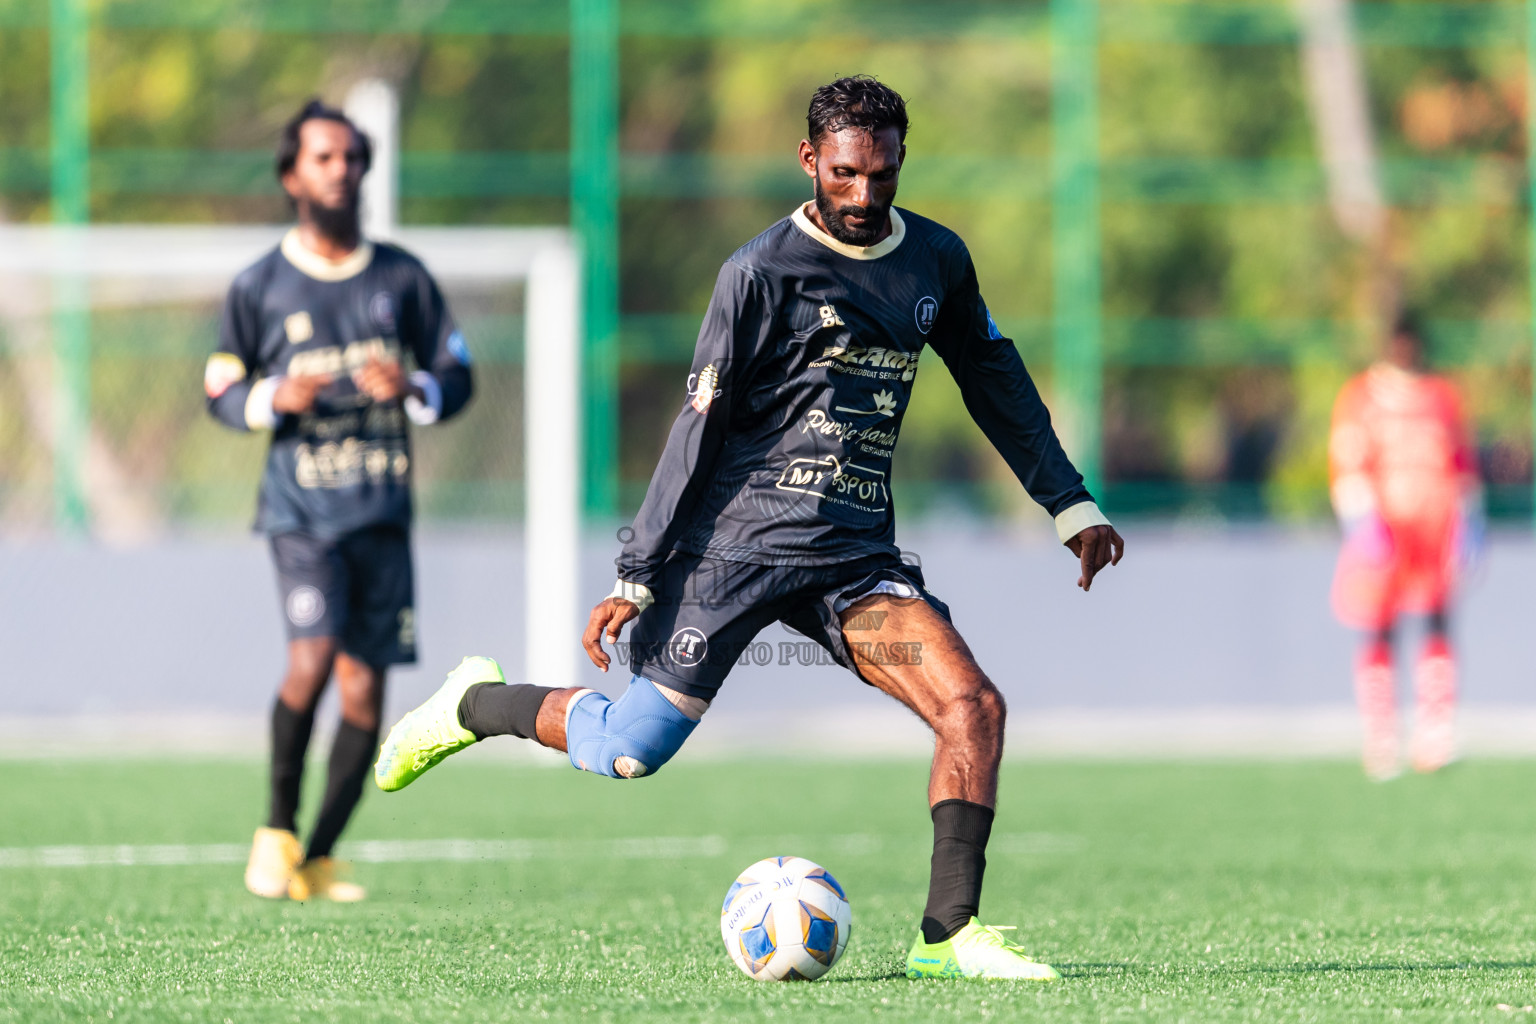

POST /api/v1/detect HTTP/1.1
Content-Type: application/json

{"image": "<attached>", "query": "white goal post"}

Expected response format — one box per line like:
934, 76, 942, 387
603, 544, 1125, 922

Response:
0, 222, 584, 692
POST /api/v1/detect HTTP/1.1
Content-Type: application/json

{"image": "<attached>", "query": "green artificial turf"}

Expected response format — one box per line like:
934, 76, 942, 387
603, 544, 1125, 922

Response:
4, 756, 1536, 1022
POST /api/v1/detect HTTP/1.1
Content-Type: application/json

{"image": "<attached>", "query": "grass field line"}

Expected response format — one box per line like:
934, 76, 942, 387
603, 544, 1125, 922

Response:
0, 831, 1083, 869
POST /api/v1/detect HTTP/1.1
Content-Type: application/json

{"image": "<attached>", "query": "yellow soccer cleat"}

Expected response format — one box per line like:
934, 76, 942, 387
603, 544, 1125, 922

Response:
244, 826, 303, 899
374, 655, 504, 792
289, 857, 366, 902
905, 918, 1061, 981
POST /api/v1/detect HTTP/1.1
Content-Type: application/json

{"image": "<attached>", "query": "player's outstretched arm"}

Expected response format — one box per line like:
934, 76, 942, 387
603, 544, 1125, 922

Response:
928, 257, 1102, 517
1066, 523, 1124, 592
582, 598, 639, 672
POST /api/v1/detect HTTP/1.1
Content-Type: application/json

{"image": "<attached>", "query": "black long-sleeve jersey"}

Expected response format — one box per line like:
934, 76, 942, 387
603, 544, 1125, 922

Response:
616, 204, 1102, 590
205, 230, 473, 539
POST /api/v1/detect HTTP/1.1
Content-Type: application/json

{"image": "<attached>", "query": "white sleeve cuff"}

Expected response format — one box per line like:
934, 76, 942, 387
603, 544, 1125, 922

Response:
403, 370, 443, 425
244, 376, 283, 430
609, 579, 655, 613
1054, 501, 1112, 544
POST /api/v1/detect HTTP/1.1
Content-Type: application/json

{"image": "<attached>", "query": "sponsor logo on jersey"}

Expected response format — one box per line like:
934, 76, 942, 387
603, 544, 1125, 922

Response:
204, 352, 246, 399
811, 344, 920, 382
818, 304, 846, 328
799, 409, 898, 450
668, 627, 709, 667
370, 292, 396, 332
774, 454, 889, 513
285, 311, 314, 344
294, 438, 409, 490
287, 585, 325, 628
446, 329, 472, 366
286, 338, 400, 380
834, 389, 899, 419
688, 363, 722, 414
914, 295, 938, 335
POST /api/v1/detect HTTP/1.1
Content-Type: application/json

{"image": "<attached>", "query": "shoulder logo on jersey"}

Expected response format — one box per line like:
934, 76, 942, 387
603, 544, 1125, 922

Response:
688, 363, 722, 414
285, 311, 314, 344
668, 627, 709, 668
819, 304, 846, 328
446, 329, 472, 366
204, 352, 246, 399
370, 293, 396, 332
914, 296, 938, 335
984, 306, 1004, 340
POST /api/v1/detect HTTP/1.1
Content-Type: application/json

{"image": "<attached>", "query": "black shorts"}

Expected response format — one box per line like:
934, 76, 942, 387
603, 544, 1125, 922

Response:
269, 525, 417, 666
624, 551, 951, 700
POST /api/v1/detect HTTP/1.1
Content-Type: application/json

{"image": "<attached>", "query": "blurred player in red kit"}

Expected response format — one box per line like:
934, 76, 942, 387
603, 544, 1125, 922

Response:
1329, 313, 1481, 780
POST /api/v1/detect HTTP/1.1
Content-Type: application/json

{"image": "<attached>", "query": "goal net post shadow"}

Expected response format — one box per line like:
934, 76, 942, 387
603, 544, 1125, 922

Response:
0, 223, 584, 691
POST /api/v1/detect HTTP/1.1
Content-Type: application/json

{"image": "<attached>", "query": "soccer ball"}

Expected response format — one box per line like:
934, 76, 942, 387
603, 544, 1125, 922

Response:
719, 856, 851, 981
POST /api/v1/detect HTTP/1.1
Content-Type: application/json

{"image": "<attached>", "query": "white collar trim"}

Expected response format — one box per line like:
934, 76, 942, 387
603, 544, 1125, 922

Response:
791, 203, 906, 260
280, 228, 375, 282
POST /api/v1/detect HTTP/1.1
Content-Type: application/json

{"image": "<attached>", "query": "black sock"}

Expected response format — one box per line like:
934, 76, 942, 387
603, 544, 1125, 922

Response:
458, 682, 555, 741
305, 720, 379, 861
920, 799, 995, 944
267, 698, 315, 833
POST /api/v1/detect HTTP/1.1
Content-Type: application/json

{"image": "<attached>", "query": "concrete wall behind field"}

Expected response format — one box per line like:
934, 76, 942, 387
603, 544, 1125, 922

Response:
3, 527, 1532, 732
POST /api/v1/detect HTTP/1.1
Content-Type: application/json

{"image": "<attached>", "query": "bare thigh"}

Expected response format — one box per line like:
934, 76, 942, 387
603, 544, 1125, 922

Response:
840, 594, 1005, 806
839, 596, 985, 717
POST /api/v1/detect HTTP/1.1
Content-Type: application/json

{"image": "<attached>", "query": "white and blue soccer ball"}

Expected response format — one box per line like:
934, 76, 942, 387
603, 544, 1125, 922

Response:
720, 855, 851, 981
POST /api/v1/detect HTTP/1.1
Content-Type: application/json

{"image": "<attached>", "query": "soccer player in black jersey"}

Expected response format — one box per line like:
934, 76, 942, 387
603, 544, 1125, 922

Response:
206, 100, 473, 901
376, 77, 1121, 978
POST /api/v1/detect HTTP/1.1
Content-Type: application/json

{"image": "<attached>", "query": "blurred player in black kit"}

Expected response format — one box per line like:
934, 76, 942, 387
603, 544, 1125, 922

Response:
376, 76, 1121, 978
205, 100, 473, 901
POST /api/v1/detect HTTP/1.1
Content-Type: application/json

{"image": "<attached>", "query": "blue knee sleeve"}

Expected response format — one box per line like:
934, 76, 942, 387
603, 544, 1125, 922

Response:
567, 676, 699, 779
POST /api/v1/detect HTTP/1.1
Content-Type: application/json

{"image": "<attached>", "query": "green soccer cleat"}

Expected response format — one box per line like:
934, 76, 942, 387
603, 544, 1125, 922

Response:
374, 655, 504, 792
905, 918, 1061, 981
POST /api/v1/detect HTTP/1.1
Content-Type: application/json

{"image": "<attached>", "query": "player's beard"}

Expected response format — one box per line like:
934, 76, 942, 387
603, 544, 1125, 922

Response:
300, 195, 362, 244
813, 176, 892, 247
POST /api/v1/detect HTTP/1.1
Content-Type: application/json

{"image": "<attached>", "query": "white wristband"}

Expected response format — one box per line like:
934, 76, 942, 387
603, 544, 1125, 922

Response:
608, 579, 655, 613
244, 376, 283, 431
403, 370, 443, 425
1054, 501, 1112, 545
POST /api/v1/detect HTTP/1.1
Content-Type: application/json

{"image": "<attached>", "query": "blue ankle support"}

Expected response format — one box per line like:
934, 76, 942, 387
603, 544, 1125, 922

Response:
566, 676, 700, 779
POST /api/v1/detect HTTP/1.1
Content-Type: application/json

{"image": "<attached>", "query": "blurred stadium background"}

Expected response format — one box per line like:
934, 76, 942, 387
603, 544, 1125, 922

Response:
4, 0, 1536, 754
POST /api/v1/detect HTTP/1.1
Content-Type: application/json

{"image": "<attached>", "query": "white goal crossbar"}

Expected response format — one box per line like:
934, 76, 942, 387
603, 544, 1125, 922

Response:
0, 223, 583, 691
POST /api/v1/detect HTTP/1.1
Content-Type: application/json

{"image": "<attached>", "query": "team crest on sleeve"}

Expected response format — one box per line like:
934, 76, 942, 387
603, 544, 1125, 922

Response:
446, 330, 472, 365
204, 352, 246, 399
985, 307, 1004, 340
689, 363, 722, 414
284, 311, 314, 344
914, 296, 938, 335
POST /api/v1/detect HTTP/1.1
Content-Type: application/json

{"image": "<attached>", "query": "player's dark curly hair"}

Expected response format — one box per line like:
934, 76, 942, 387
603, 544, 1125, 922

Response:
806, 75, 909, 147
274, 99, 372, 181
